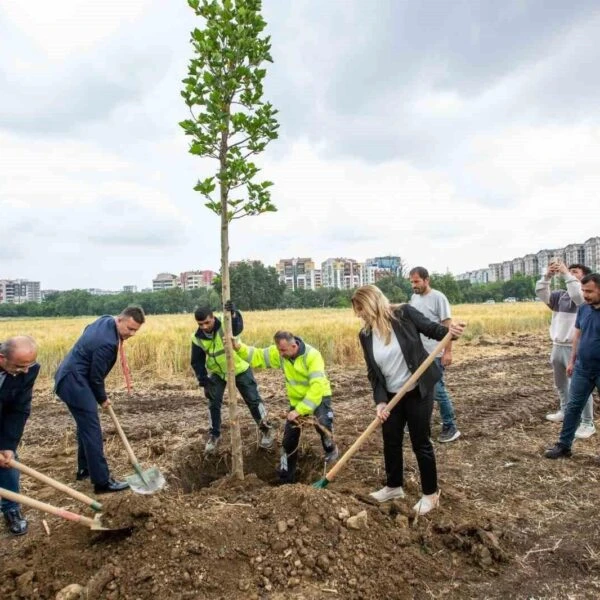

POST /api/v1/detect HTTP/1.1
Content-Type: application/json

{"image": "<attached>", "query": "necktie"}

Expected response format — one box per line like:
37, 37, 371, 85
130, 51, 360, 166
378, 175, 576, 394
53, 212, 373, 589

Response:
119, 339, 133, 394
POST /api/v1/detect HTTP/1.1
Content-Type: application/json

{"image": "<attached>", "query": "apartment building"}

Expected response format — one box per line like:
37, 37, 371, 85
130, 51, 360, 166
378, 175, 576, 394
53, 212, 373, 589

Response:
0, 279, 42, 304
584, 236, 600, 272
276, 258, 318, 291
180, 270, 217, 290
321, 258, 361, 289
152, 273, 180, 291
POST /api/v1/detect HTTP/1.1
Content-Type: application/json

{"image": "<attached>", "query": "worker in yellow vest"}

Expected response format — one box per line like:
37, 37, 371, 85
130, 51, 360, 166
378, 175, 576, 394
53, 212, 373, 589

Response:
234, 330, 338, 484
191, 301, 274, 453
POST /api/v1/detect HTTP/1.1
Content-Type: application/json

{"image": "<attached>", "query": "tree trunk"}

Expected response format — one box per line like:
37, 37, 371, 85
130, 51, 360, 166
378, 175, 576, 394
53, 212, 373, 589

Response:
220, 123, 244, 480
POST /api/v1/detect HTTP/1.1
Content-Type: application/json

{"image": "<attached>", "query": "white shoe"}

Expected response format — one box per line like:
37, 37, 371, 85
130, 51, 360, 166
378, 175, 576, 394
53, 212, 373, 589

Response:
575, 422, 596, 439
369, 486, 405, 503
546, 410, 564, 423
413, 491, 440, 515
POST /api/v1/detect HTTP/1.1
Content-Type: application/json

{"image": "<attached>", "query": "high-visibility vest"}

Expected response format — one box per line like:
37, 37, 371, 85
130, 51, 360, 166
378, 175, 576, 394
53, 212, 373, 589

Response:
191, 321, 249, 379
238, 342, 331, 415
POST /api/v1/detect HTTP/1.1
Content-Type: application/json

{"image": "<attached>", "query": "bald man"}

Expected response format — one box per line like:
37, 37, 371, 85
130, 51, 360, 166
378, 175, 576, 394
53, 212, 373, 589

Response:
0, 336, 40, 536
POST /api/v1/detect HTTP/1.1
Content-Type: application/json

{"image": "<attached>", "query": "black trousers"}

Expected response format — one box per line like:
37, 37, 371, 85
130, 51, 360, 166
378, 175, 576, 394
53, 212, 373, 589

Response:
204, 368, 267, 437
382, 387, 437, 495
280, 397, 335, 483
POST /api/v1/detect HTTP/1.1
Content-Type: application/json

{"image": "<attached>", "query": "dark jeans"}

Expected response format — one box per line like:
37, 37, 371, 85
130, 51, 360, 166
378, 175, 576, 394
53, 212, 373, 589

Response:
56, 373, 111, 486
559, 365, 600, 449
382, 388, 437, 495
204, 368, 267, 438
0, 452, 20, 513
280, 397, 335, 483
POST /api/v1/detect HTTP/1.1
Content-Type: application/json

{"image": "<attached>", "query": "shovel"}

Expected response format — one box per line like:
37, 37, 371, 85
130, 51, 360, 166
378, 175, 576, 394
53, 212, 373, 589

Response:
0, 488, 129, 532
105, 405, 165, 495
8, 458, 103, 512
313, 331, 454, 489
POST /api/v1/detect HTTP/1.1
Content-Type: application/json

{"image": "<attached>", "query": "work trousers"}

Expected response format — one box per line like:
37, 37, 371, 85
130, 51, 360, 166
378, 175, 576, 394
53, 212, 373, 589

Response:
280, 397, 335, 483
204, 368, 268, 438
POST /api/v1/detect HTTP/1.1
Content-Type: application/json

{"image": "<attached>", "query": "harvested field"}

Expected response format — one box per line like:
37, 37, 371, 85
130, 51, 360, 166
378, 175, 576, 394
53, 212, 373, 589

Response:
1, 332, 599, 599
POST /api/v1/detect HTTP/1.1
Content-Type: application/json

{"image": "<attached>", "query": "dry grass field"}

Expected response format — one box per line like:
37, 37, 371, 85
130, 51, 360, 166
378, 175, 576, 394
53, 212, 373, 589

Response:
0, 303, 550, 386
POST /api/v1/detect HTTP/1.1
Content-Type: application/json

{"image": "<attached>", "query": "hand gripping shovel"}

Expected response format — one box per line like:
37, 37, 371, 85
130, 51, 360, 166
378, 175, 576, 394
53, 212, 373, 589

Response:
0, 488, 128, 532
105, 405, 165, 495
313, 331, 454, 489
9, 458, 103, 512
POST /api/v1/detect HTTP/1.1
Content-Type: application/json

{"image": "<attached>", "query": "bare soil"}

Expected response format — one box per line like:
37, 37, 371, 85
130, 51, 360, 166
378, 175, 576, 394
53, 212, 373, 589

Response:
1, 333, 600, 599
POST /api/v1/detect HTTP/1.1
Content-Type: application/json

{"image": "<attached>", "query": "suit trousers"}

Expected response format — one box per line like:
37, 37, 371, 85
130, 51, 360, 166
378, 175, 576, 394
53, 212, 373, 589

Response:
55, 373, 110, 486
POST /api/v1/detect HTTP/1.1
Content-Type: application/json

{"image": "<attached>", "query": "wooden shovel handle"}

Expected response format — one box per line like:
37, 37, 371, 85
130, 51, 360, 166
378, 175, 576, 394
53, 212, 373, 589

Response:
9, 459, 101, 511
105, 405, 140, 467
325, 331, 453, 483
0, 487, 95, 528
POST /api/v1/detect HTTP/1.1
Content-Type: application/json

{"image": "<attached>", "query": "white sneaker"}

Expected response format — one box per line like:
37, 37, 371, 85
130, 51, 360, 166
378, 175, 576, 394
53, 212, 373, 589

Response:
413, 491, 440, 515
575, 422, 596, 439
546, 410, 564, 423
369, 486, 405, 503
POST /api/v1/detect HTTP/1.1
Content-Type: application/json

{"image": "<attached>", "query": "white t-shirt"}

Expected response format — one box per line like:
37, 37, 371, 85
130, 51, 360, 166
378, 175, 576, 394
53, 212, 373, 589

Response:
410, 289, 451, 355
372, 329, 415, 393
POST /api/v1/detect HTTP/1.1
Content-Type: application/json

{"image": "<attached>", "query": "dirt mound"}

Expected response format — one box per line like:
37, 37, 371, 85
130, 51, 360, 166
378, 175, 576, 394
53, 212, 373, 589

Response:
2, 337, 600, 599
0, 437, 508, 600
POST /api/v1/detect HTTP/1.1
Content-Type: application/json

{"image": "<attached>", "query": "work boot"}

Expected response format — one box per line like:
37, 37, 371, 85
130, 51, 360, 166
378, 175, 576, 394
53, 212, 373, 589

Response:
324, 445, 339, 464
544, 443, 572, 459
204, 434, 220, 454
259, 423, 275, 450
76, 468, 90, 481
94, 477, 130, 494
3, 508, 28, 536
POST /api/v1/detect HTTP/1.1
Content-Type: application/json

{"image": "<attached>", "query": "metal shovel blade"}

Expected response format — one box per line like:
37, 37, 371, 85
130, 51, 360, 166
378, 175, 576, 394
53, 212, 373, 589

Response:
90, 513, 133, 533
125, 465, 166, 495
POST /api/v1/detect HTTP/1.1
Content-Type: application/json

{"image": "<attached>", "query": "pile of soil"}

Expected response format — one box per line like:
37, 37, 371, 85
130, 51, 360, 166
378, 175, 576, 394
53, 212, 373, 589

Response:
1, 333, 599, 599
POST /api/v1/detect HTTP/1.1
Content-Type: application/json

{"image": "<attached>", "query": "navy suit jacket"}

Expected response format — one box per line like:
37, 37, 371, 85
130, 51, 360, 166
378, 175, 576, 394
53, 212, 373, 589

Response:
55, 315, 119, 404
0, 364, 40, 451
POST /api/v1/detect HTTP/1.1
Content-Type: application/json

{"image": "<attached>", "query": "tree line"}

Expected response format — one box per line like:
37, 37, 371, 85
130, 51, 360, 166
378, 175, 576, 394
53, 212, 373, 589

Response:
0, 263, 545, 318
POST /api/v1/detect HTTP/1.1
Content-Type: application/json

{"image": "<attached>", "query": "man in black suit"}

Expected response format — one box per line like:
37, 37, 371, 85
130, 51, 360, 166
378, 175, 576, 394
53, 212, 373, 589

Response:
0, 336, 40, 535
55, 306, 145, 494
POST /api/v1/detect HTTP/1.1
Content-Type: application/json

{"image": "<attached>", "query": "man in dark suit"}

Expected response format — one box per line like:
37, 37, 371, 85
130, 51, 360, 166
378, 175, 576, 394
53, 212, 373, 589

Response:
0, 336, 40, 535
55, 306, 145, 494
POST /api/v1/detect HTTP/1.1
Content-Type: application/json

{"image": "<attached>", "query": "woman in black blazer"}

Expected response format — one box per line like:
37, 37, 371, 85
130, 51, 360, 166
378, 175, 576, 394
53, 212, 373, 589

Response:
351, 285, 463, 515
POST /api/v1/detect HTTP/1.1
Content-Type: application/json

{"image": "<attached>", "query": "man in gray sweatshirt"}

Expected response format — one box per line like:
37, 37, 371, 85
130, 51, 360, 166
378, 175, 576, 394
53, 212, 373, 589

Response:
535, 260, 594, 438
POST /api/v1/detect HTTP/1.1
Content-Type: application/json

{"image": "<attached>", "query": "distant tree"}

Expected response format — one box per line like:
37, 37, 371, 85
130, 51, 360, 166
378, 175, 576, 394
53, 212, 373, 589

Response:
375, 276, 412, 303
180, 0, 279, 478
429, 273, 463, 304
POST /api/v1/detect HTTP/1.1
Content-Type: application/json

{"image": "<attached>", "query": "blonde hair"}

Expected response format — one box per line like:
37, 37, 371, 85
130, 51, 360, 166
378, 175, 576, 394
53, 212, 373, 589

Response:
351, 285, 397, 344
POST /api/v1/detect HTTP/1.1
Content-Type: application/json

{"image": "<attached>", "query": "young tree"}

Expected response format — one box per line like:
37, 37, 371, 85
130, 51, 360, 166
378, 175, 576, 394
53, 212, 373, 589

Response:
180, 0, 279, 479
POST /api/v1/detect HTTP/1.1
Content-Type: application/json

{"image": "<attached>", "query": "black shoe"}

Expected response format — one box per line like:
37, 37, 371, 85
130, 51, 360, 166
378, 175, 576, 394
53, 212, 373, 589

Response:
544, 443, 572, 459
76, 468, 90, 481
3, 509, 28, 536
94, 477, 130, 494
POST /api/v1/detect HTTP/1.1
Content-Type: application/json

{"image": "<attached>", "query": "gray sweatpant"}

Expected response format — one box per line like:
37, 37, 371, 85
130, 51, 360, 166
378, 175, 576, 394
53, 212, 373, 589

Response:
551, 344, 594, 424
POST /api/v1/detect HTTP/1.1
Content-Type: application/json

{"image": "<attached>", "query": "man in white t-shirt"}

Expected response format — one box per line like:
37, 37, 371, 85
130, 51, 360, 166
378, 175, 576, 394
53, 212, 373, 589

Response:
409, 267, 461, 443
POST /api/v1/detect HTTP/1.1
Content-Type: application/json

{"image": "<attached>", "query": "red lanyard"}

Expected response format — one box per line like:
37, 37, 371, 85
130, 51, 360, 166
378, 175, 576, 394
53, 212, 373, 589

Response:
119, 339, 132, 394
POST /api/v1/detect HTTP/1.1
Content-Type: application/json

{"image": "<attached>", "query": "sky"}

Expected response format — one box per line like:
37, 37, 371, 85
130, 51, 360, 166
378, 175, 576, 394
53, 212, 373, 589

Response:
1, 0, 600, 290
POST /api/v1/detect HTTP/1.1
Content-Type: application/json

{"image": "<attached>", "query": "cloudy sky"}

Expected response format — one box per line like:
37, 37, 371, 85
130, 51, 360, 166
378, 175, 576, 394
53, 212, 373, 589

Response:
2, 0, 600, 290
